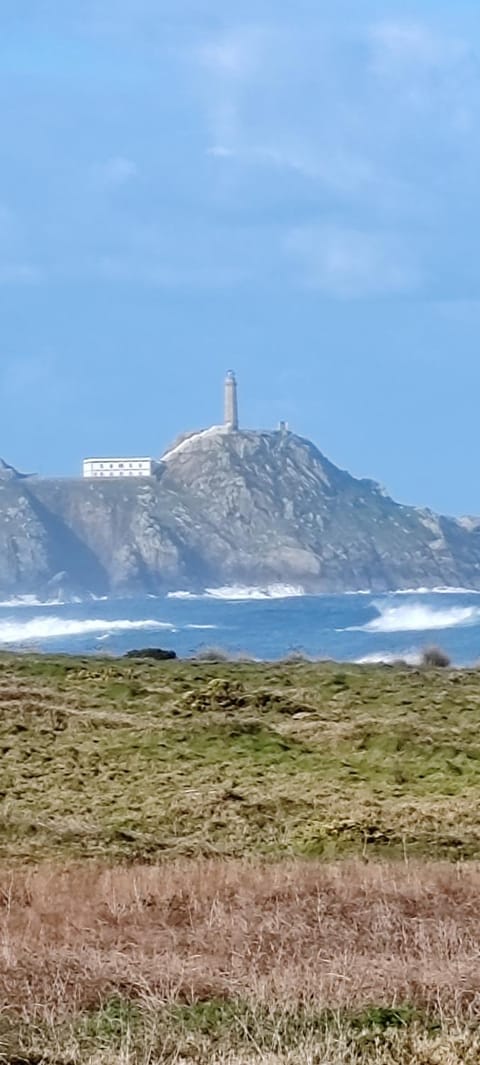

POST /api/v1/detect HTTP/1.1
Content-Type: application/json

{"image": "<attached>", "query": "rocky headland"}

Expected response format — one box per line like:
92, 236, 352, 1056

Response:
1, 428, 480, 598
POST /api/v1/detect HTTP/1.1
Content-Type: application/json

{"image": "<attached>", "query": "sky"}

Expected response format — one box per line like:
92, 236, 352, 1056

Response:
2, 0, 480, 514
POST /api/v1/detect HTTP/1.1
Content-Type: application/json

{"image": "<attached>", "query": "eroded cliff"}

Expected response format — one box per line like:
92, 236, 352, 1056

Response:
1, 429, 480, 597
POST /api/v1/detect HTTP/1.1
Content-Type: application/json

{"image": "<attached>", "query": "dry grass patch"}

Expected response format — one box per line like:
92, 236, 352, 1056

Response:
2, 859, 480, 1017
3, 860, 480, 1062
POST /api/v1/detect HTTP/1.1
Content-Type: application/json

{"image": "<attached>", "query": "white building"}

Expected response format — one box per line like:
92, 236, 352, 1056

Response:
83, 457, 158, 479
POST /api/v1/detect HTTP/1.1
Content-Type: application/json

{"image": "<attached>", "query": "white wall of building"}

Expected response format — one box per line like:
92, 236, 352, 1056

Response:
83, 458, 157, 478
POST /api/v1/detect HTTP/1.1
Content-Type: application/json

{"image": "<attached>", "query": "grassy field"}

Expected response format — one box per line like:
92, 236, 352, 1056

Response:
3, 860, 480, 1063
2, 652, 480, 862
3, 652, 480, 1063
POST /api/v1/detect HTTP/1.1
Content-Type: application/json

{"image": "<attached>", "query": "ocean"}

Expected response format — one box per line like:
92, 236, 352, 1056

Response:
1, 585, 480, 664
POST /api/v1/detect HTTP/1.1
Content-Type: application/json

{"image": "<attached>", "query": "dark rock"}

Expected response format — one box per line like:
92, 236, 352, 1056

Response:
0, 457, 34, 480
124, 648, 177, 661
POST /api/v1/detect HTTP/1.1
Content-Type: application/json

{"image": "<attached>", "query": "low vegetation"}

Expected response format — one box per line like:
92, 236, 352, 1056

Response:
3, 860, 480, 1063
421, 645, 451, 668
2, 652, 480, 862
3, 652, 480, 1062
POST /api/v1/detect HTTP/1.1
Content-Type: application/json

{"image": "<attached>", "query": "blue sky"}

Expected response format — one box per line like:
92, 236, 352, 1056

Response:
2, 1, 480, 513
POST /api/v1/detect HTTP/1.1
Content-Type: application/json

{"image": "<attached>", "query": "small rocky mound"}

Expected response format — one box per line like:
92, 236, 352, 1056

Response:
180, 678, 313, 716
182, 678, 247, 712
124, 648, 177, 661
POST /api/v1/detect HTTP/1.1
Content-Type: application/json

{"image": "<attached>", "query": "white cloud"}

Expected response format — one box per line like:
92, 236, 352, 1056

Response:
190, 12, 480, 300
199, 28, 264, 79
96, 254, 247, 287
195, 23, 423, 213
94, 156, 138, 187
197, 27, 270, 157
3, 7, 477, 301
372, 23, 443, 64
207, 145, 236, 158
0, 264, 42, 284
285, 226, 422, 298
0, 203, 42, 284
370, 20, 469, 74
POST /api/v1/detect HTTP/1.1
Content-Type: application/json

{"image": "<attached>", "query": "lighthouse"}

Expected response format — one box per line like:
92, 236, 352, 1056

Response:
224, 370, 239, 431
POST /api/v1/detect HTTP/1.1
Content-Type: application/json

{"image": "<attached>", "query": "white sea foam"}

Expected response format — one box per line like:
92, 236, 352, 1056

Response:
184, 624, 218, 630
168, 584, 305, 601
350, 602, 480, 634
345, 586, 480, 597
390, 586, 480, 596
0, 595, 69, 608
355, 651, 422, 665
0, 617, 176, 644
0, 593, 112, 608
205, 584, 305, 600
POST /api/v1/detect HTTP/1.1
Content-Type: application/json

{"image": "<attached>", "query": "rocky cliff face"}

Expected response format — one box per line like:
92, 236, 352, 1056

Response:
1, 429, 480, 597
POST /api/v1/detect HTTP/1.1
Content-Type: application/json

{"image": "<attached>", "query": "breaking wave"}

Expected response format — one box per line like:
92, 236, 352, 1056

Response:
168, 584, 305, 601
0, 593, 110, 608
355, 651, 422, 665
0, 617, 176, 645
390, 586, 480, 596
0, 595, 72, 608
353, 602, 480, 634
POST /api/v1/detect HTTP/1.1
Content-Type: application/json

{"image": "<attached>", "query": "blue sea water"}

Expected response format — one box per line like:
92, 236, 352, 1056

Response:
2, 585, 480, 664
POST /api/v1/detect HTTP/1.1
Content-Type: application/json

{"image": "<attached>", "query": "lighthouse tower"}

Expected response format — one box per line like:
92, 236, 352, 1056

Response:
224, 370, 239, 431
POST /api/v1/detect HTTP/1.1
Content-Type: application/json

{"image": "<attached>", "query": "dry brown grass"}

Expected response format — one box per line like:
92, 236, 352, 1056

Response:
2, 859, 480, 1020
4, 860, 480, 1061
4, 652, 480, 1061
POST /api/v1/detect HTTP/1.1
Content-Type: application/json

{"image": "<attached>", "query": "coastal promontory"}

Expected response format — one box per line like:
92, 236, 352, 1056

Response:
1, 428, 480, 598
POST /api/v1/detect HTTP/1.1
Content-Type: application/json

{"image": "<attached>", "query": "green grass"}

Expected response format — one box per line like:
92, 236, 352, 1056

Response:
3, 653, 480, 860
1, 996, 470, 1065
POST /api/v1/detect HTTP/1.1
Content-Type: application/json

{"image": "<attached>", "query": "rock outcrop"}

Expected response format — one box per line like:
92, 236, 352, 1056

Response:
1, 429, 480, 597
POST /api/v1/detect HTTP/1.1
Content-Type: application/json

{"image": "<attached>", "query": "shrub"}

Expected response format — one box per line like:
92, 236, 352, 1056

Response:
124, 648, 177, 661
282, 650, 311, 664
421, 646, 451, 669
194, 646, 232, 663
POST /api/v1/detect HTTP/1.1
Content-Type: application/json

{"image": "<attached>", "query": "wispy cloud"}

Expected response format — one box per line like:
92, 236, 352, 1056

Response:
199, 27, 265, 79
0, 202, 42, 285
0, 264, 42, 285
93, 156, 139, 187
192, 12, 480, 298
370, 21, 467, 71
2, 5, 480, 301
285, 226, 423, 298
368, 18, 477, 133
206, 145, 236, 158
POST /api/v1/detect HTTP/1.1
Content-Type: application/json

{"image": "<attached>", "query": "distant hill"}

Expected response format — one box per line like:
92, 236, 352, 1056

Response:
1, 429, 480, 598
